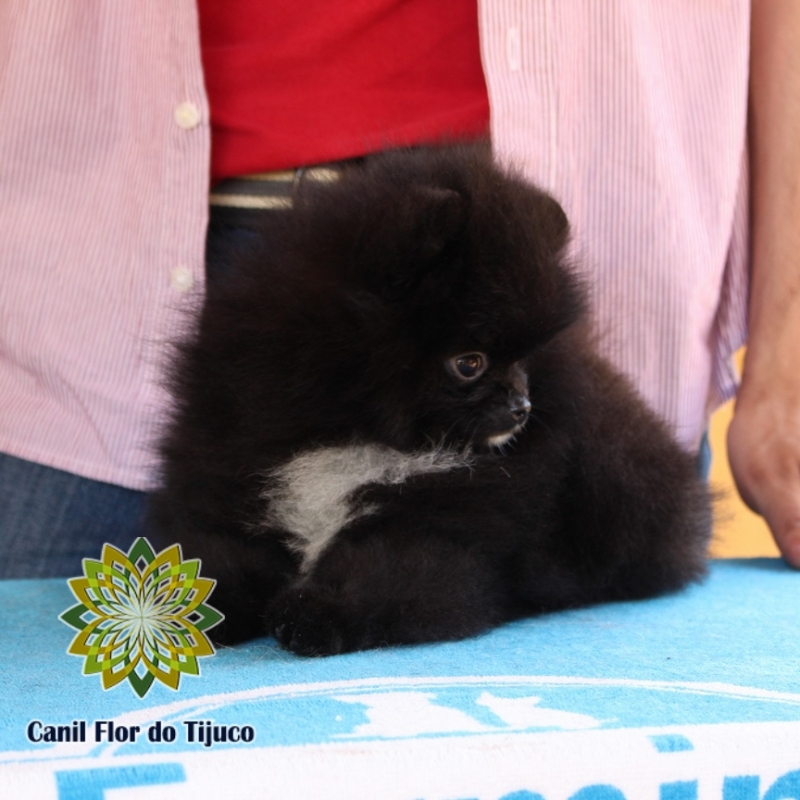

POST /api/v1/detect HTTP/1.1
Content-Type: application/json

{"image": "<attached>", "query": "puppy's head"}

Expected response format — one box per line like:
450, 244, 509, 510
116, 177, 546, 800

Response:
286, 146, 587, 451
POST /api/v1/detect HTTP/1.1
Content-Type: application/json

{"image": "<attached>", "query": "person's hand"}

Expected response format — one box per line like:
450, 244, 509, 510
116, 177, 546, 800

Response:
728, 365, 800, 567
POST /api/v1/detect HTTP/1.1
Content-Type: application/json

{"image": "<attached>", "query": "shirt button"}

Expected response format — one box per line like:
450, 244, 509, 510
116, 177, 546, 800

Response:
174, 101, 201, 130
171, 266, 194, 292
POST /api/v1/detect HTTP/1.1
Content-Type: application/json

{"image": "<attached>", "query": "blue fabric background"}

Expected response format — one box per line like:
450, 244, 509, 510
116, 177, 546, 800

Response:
2, 559, 799, 800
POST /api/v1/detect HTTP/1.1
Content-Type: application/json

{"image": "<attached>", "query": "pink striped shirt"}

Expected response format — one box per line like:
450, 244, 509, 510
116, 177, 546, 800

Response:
480, 1, 750, 448
0, 1, 749, 490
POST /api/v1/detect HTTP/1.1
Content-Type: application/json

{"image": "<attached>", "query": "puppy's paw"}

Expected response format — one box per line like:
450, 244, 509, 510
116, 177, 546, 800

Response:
269, 587, 352, 657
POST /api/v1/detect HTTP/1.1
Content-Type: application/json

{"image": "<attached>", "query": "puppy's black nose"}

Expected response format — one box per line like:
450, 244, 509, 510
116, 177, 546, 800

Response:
509, 393, 531, 423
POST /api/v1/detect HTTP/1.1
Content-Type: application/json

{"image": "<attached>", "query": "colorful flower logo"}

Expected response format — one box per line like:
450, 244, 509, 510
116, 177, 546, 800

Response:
59, 538, 224, 698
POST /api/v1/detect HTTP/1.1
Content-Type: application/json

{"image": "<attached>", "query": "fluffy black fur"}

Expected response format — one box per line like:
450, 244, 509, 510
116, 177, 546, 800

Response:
149, 145, 712, 656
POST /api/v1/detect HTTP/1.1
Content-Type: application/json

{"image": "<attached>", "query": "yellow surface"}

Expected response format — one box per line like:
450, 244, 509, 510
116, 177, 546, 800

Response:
707, 351, 780, 559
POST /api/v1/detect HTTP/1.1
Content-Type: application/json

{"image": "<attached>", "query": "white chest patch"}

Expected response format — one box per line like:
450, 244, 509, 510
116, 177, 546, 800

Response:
261, 443, 472, 572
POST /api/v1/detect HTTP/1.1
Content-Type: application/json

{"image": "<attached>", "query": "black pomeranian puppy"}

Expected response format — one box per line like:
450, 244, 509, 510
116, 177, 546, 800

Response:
149, 146, 712, 656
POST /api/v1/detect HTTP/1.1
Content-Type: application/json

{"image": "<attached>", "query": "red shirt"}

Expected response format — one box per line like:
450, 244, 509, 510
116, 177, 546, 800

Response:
198, 0, 490, 182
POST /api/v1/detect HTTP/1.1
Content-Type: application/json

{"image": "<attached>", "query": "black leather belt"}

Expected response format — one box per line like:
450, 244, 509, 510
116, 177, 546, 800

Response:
209, 164, 345, 227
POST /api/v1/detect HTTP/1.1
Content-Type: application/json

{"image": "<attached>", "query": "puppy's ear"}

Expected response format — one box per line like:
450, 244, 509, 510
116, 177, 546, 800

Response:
535, 192, 570, 255
364, 185, 468, 302
412, 186, 467, 262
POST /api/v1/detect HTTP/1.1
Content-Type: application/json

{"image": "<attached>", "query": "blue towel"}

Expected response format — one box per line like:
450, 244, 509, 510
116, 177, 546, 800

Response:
2, 559, 799, 799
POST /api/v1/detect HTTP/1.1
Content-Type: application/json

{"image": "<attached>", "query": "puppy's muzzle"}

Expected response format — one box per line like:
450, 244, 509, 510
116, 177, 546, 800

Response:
509, 392, 531, 424
485, 391, 530, 448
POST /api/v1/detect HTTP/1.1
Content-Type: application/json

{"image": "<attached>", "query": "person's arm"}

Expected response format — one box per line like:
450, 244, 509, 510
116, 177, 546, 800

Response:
727, 0, 800, 566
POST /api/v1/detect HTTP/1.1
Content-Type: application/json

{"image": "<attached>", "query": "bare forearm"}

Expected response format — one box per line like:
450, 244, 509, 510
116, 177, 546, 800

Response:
744, 0, 800, 389
728, 0, 800, 565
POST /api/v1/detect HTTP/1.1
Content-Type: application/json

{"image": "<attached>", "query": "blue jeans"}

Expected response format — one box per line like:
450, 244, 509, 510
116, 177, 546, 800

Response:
696, 432, 712, 481
0, 452, 146, 578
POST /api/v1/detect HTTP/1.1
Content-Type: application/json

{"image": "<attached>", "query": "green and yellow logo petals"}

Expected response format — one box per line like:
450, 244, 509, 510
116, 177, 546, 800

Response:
59, 538, 224, 698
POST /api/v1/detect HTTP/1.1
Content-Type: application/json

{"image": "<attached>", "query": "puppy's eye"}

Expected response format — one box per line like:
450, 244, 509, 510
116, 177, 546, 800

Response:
447, 352, 489, 382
